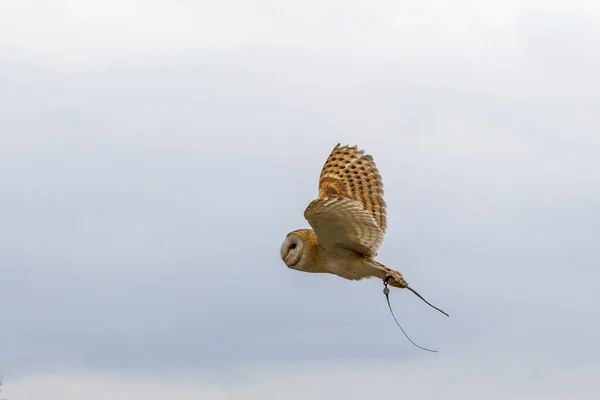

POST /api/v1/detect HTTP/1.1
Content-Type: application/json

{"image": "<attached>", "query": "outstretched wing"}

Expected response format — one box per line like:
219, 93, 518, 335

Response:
304, 144, 387, 257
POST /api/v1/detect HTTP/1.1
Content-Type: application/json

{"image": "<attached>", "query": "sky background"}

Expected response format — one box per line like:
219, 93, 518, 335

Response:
1, 0, 599, 398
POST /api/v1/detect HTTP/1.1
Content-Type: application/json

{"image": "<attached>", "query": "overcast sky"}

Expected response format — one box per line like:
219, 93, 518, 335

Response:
1, 0, 599, 399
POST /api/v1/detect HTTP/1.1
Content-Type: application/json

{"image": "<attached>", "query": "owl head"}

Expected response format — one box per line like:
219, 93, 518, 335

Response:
280, 229, 317, 271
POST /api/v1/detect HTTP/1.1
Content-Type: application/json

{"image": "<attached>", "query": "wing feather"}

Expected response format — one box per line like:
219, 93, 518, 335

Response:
317, 144, 387, 232
304, 144, 388, 256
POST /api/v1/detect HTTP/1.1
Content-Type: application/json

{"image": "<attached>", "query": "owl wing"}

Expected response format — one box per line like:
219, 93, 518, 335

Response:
304, 144, 387, 257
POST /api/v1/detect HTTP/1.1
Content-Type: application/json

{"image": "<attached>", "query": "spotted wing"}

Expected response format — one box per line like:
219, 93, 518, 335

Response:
304, 144, 387, 257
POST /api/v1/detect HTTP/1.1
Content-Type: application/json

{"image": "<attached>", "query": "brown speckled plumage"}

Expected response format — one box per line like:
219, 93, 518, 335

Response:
316, 144, 387, 232
305, 144, 387, 258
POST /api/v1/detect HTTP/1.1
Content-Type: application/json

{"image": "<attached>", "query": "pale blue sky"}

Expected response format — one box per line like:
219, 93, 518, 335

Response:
1, 1, 599, 399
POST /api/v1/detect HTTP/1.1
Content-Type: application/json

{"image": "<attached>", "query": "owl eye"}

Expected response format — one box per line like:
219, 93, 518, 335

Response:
290, 243, 297, 249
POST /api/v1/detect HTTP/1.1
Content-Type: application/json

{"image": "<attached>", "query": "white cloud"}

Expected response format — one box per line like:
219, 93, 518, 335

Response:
1, 0, 598, 74
0, 0, 552, 72
5, 358, 600, 400
0, 0, 522, 57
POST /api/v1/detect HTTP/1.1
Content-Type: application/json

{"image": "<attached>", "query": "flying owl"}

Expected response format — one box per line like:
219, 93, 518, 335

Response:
280, 143, 448, 350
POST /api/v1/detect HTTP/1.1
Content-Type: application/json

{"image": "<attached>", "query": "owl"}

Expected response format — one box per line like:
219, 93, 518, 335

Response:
280, 143, 448, 319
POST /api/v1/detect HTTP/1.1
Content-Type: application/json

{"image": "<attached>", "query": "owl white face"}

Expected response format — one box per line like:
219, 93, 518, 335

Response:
280, 232, 304, 269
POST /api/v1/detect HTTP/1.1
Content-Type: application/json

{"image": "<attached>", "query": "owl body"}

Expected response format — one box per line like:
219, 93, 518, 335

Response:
281, 229, 377, 280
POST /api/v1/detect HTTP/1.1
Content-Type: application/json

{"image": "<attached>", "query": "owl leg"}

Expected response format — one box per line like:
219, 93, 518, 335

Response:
382, 269, 407, 288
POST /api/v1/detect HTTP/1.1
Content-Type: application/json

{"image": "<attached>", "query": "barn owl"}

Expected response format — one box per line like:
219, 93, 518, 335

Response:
280, 143, 448, 351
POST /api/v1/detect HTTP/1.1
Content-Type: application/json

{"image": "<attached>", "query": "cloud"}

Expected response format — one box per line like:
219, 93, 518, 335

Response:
0, 0, 522, 60
4, 358, 600, 400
